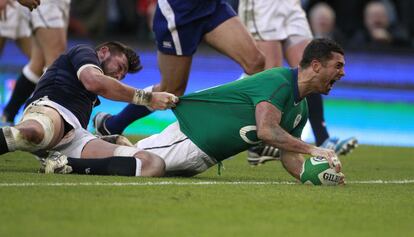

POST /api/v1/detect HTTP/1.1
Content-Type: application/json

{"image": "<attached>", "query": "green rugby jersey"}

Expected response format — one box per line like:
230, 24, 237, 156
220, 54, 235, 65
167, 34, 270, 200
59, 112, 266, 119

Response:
172, 67, 308, 161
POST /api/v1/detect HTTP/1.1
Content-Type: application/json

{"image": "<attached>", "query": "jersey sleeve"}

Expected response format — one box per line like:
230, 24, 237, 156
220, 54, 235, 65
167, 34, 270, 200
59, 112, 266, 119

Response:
250, 80, 291, 112
67, 45, 103, 79
248, 68, 292, 112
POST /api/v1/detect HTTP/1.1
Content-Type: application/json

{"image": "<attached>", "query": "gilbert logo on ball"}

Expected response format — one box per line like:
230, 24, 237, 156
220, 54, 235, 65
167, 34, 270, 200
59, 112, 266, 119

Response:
300, 157, 343, 185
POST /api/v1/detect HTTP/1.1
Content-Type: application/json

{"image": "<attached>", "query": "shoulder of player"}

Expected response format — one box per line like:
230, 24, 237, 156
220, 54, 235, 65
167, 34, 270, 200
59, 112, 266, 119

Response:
256, 67, 292, 81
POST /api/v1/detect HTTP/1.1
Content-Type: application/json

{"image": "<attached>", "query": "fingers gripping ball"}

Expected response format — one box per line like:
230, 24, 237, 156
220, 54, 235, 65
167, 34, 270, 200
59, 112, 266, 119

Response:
300, 157, 343, 185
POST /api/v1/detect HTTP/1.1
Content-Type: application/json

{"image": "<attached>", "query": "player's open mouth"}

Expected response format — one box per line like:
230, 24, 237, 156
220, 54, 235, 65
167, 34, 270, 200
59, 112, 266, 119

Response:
329, 80, 336, 87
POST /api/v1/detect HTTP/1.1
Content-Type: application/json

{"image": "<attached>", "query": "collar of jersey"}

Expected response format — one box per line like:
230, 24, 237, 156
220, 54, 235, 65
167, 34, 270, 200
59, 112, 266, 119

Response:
290, 68, 301, 104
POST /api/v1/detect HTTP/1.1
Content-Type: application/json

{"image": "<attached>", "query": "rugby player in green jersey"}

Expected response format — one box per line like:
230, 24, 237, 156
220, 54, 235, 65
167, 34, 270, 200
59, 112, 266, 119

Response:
43, 38, 346, 184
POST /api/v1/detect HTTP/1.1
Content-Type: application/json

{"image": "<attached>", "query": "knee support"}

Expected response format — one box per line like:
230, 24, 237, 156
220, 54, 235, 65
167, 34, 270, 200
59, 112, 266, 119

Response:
13, 112, 56, 152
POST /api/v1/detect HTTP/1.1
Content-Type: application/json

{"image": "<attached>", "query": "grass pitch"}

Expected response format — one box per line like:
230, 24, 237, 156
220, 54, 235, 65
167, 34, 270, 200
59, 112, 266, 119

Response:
0, 144, 413, 237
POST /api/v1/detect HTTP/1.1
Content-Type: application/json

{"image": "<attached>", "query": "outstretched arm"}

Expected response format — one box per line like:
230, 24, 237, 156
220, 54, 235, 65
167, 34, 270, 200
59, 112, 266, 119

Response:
78, 66, 178, 110
255, 101, 340, 172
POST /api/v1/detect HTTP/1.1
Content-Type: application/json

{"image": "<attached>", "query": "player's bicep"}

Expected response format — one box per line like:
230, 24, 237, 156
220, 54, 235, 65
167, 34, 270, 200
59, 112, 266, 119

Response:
77, 65, 104, 91
77, 64, 103, 80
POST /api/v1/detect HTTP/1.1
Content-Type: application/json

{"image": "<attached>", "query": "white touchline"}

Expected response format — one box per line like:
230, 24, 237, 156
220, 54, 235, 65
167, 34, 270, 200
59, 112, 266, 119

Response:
0, 180, 413, 187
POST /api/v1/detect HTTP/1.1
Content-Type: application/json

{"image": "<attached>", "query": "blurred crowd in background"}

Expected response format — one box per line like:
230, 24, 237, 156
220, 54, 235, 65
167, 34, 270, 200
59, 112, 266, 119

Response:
68, 0, 414, 52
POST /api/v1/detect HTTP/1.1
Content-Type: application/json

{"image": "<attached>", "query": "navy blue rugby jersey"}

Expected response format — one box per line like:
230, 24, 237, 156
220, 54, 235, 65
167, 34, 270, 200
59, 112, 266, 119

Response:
26, 45, 102, 129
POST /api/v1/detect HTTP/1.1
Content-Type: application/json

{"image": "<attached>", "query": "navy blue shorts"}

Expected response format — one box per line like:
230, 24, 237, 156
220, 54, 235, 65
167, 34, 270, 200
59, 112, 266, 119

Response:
153, 0, 236, 56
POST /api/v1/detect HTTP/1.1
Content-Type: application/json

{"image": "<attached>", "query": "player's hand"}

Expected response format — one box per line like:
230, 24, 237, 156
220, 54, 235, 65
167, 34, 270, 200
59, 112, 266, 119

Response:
17, 0, 40, 11
149, 92, 179, 110
310, 147, 341, 173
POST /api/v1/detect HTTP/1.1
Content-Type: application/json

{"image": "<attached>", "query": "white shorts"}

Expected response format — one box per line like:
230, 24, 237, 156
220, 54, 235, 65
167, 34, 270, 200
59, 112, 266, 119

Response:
18, 0, 70, 36
0, 3, 31, 39
136, 122, 217, 176
23, 97, 96, 158
239, 0, 312, 41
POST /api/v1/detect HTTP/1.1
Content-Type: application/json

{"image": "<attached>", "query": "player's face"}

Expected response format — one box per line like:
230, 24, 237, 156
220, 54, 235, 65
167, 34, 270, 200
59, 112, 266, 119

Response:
318, 52, 345, 95
101, 53, 129, 80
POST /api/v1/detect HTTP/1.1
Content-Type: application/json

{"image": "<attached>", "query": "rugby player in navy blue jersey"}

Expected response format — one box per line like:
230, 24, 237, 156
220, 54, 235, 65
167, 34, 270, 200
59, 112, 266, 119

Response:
0, 41, 178, 176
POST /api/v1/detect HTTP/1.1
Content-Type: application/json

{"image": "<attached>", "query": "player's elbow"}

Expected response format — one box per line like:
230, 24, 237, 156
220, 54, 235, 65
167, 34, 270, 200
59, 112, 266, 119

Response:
257, 129, 273, 145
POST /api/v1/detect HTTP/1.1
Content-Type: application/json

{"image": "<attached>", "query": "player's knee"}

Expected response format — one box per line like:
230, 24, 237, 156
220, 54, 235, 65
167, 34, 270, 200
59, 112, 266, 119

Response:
244, 51, 265, 75
16, 124, 44, 144
5, 123, 45, 153
12, 114, 57, 152
135, 151, 165, 177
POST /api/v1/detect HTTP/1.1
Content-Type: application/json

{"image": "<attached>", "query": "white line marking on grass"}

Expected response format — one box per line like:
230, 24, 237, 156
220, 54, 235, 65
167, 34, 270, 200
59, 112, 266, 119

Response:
0, 180, 414, 187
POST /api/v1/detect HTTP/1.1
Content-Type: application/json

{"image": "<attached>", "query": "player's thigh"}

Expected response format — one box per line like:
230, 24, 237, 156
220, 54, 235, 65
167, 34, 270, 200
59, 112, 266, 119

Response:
15, 37, 32, 58
204, 16, 264, 74
30, 0, 69, 65
256, 40, 284, 69
157, 51, 192, 96
18, 105, 65, 147
284, 37, 311, 67
33, 27, 67, 66
81, 138, 138, 159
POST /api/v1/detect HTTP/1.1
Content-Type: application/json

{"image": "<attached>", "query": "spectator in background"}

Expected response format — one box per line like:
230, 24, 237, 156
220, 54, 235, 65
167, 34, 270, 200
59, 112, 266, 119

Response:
393, 0, 414, 47
303, 0, 367, 38
69, 0, 108, 38
136, 0, 157, 40
308, 2, 347, 46
349, 0, 410, 50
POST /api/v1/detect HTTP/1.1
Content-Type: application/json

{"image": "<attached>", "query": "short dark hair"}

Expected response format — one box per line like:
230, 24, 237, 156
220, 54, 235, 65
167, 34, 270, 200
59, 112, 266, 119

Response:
95, 41, 143, 73
299, 38, 344, 68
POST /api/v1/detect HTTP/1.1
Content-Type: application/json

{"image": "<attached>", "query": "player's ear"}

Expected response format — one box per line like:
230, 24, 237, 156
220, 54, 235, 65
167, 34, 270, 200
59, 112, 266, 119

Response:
311, 59, 321, 73
97, 46, 111, 60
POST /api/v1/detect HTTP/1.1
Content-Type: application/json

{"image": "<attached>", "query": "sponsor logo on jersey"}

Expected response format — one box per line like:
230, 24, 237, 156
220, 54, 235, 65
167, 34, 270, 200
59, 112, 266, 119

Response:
293, 114, 302, 128
239, 125, 261, 144
162, 41, 172, 48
